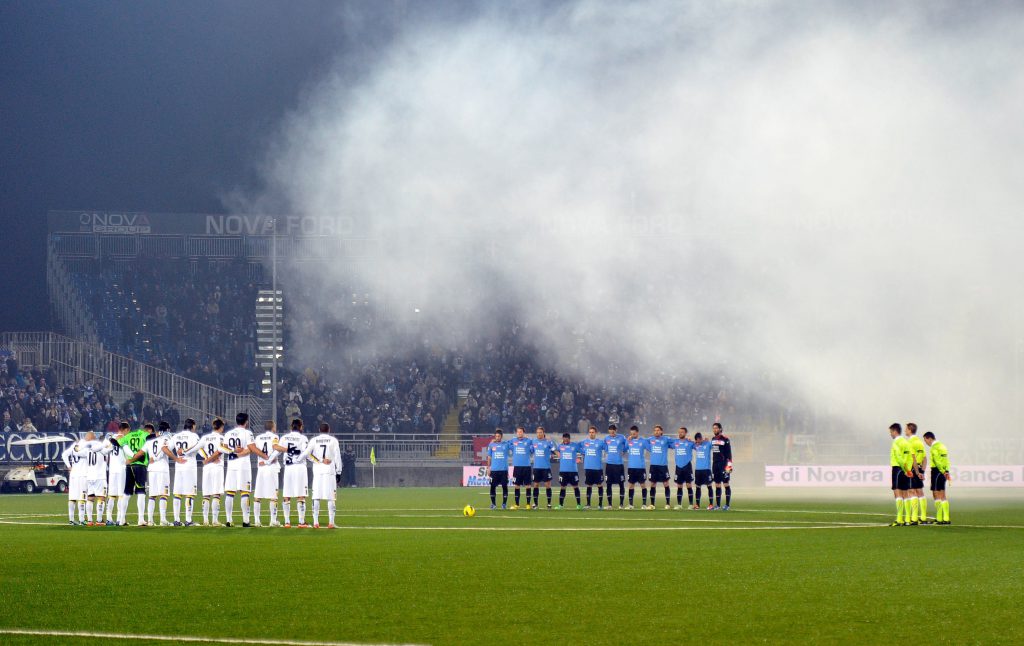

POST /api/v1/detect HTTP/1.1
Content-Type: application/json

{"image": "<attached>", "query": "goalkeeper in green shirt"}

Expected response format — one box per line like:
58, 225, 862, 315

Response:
118, 422, 154, 525
923, 432, 952, 525
888, 423, 913, 526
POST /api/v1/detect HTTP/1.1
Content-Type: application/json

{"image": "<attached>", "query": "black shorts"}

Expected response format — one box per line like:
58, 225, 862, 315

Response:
910, 473, 924, 489
627, 468, 647, 484
930, 468, 947, 492
891, 466, 911, 491
512, 466, 533, 486
674, 464, 694, 484
490, 471, 508, 486
648, 465, 669, 483
559, 470, 579, 487
125, 464, 147, 495
712, 465, 731, 484
584, 469, 604, 486
605, 464, 625, 484
695, 469, 712, 486
533, 468, 552, 483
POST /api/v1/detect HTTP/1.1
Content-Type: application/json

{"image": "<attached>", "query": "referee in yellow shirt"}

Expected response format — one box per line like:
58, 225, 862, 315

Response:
889, 423, 913, 526
923, 432, 952, 525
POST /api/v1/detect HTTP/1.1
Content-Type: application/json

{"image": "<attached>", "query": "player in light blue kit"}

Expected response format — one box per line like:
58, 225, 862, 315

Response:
667, 427, 695, 509
555, 433, 583, 509
626, 426, 651, 509
604, 425, 628, 509
530, 427, 557, 509
509, 427, 534, 510
486, 429, 511, 510
646, 425, 673, 509
693, 432, 715, 509
580, 426, 608, 509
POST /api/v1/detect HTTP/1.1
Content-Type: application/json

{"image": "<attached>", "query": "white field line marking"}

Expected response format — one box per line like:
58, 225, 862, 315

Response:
0, 628, 425, 646
0, 513, 64, 519
329, 513, 872, 526
737, 508, 892, 517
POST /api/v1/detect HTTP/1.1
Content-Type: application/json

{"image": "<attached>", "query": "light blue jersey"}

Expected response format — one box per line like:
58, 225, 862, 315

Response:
668, 437, 695, 468
487, 441, 511, 471
510, 437, 534, 467
580, 438, 607, 470
557, 442, 581, 471
627, 437, 649, 469
647, 436, 671, 466
531, 439, 556, 469
693, 441, 713, 470
604, 434, 628, 465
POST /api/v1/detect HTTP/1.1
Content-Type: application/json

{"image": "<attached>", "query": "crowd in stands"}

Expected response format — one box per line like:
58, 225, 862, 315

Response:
273, 353, 457, 436
0, 354, 181, 435
73, 258, 263, 394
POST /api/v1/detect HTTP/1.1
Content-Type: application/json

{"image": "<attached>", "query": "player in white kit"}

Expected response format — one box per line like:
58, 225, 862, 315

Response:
143, 422, 176, 526
81, 432, 108, 525
199, 418, 226, 525
252, 420, 282, 527
61, 436, 90, 525
170, 418, 202, 526
102, 425, 128, 525
300, 422, 342, 529
218, 412, 269, 527
274, 418, 309, 527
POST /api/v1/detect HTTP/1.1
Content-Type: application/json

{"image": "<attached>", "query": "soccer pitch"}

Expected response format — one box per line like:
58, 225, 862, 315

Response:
1, 488, 1021, 645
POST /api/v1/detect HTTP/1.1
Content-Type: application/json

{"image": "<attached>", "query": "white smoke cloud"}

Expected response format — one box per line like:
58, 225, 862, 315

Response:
253, 1, 1024, 449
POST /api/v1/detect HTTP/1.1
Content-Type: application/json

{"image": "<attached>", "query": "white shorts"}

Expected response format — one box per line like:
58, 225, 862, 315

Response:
311, 472, 336, 500
174, 468, 198, 496
149, 471, 170, 497
202, 465, 225, 496
87, 479, 108, 497
282, 465, 308, 499
224, 468, 252, 493
68, 475, 88, 501
107, 467, 126, 497
254, 468, 280, 499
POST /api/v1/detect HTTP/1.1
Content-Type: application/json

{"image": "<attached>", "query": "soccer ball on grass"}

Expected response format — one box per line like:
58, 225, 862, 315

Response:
462, 505, 476, 517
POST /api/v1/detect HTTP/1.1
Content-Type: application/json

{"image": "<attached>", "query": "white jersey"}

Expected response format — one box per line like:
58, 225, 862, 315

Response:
220, 426, 255, 471
102, 435, 127, 469
278, 431, 309, 466
198, 432, 226, 466
82, 440, 107, 481
62, 440, 90, 478
304, 434, 342, 475
145, 436, 171, 475
253, 431, 281, 471
170, 430, 201, 472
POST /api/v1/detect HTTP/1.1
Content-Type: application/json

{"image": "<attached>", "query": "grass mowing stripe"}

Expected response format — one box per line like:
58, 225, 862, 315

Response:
0, 628, 425, 646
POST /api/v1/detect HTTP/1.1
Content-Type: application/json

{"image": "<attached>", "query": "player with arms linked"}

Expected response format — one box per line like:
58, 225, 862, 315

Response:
509, 426, 534, 510
530, 426, 557, 509
667, 427, 695, 509
581, 426, 607, 509
555, 433, 583, 509
647, 425, 673, 509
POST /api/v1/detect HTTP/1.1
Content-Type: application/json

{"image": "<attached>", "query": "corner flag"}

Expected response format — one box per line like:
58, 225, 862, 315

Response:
370, 447, 377, 466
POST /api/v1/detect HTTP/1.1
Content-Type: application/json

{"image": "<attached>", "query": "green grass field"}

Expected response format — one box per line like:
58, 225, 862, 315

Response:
1, 487, 1022, 645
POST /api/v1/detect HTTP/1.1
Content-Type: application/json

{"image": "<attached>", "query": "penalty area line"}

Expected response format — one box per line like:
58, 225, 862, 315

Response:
0, 628, 426, 646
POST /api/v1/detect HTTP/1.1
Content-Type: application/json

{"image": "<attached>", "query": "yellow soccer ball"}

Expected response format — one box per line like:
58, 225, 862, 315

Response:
463, 505, 476, 517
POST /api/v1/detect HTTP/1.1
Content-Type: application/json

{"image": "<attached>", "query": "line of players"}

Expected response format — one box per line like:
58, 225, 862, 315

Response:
889, 422, 952, 526
61, 413, 344, 528
485, 422, 734, 510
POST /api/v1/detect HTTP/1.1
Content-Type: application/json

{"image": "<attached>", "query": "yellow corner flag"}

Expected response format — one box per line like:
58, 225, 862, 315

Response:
370, 447, 377, 466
